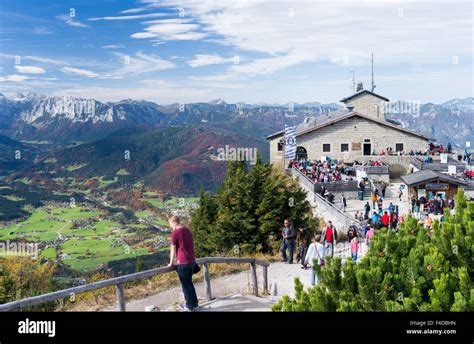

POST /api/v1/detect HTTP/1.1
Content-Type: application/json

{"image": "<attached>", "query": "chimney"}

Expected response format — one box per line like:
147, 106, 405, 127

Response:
356, 82, 364, 92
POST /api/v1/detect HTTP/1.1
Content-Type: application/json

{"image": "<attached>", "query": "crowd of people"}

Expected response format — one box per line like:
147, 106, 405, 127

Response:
289, 158, 354, 183
409, 194, 455, 217
281, 218, 367, 287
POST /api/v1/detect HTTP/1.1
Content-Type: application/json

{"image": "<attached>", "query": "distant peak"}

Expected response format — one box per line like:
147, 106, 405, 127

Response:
208, 98, 226, 105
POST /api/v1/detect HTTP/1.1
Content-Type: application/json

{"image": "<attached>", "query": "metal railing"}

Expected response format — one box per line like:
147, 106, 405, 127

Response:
354, 165, 389, 175
290, 167, 357, 192
0, 257, 270, 312
292, 168, 365, 230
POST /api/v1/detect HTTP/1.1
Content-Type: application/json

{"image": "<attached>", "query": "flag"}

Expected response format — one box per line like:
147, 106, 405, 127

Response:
284, 125, 297, 159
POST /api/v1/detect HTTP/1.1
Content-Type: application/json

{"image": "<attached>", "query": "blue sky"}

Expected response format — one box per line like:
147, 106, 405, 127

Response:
0, 0, 472, 104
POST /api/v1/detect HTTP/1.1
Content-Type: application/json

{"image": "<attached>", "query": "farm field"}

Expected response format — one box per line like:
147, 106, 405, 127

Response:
0, 204, 169, 271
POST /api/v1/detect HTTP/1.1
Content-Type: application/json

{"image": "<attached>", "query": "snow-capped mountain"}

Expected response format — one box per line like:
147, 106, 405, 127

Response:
0, 93, 471, 147
386, 98, 473, 148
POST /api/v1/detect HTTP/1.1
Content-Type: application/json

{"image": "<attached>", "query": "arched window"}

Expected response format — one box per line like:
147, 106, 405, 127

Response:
296, 146, 308, 161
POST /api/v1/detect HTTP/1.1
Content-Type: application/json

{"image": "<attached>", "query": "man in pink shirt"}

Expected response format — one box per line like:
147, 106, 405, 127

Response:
168, 216, 198, 311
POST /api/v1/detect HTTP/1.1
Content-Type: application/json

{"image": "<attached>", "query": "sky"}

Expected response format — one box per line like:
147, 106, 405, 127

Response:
0, 0, 472, 105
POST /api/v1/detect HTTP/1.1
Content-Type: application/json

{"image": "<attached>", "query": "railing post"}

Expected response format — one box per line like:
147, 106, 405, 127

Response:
203, 262, 212, 301
250, 262, 258, 297
263, 266, 268, 295
115, 283, 126, 312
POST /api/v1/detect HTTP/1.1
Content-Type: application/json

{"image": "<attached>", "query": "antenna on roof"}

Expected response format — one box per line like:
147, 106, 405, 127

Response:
350, 69, 355, 93
371, 53, 376, 92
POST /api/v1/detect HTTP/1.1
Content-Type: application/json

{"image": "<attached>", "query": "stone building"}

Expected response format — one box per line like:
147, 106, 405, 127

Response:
267, 89, 430, 169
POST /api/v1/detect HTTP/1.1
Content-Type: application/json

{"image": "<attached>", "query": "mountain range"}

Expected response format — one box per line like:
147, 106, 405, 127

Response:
0, 93, 472, 195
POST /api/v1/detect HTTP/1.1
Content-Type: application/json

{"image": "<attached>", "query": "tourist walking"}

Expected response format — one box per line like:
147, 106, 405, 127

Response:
381, 184, 386, 198
322, 221, 337, 258
366, 227, 374, 247
351, 237, 359, 262
296, 227, 311, 269
304, 235, 325, 286
364, 202, 371, 219
371, 192, 377, 209
381, 211, 390, 228
340, 194, 347, 212
168, 216, 199, 312
281, 218, 296, 264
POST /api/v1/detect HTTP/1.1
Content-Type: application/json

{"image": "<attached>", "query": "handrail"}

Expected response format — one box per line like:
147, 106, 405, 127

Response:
0, 257, 270, 312
313, 192, 365, 229
291, 167, 365, 229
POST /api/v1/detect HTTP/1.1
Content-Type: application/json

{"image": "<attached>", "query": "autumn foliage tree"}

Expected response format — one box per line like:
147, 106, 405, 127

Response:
0, 257, 57, 310
273, 189, 473, 312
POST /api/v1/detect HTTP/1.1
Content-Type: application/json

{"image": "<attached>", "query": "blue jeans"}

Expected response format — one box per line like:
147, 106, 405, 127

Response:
311, 266, 320, 286
176, 263, 199, 310
324, 242, 334, 258
281, 240, 294, 263
351, 253, 357, 261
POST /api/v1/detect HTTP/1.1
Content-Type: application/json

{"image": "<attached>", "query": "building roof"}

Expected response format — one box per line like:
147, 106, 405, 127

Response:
340, 90, 390, 103
400, 170, 468, 187
265, 111, 431, 141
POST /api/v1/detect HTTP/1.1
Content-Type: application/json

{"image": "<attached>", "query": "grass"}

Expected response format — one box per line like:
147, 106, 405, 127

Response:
1, 195, 25, 201
66, 164, 88, 171
0, 204, 171, 272
143, 196, 199, 210
97, 177, 117, 187
116, 169, 129, 176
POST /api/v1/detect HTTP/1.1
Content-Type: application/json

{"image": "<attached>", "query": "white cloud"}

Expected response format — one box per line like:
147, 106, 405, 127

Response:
61, 66, 98, 78
0, 74, 30, 82
57, 14, 89, 28
186, 54, 233, 67
15, 65, 46, 74
33, 27, 52, 35
88, 13, 167, 21
147, 0, 472, 77
120, 7, 148, 14
131, 18, 207, 41
102, 44, 125, 49
106, 52, 175, 77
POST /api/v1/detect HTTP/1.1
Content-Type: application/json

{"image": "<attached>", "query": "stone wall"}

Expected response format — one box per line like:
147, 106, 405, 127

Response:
295, 116, 428, 162
269, 136, 284, 166
345, 93, 386, 120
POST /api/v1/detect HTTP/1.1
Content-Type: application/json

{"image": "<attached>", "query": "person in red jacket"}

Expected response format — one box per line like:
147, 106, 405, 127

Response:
381, 211, 390, 228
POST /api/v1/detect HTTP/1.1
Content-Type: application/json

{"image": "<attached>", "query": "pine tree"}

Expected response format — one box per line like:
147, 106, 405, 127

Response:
273, 189, 473, 312
189, 188, 219, 255
190, 159, 318, 256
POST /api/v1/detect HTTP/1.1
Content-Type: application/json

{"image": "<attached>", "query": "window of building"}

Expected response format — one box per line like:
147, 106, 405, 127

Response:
395, 143, 404, 152
364, 138, 371, 142
322, 143, 331, 153
340, 143, 349, 152
277, 142, 283, 151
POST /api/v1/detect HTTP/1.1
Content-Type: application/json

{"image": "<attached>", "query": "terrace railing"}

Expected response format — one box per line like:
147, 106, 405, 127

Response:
291, 167, 365, 230
290, 167, 358, 192
0, 257, 270, 312
354, 165, 389, 175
